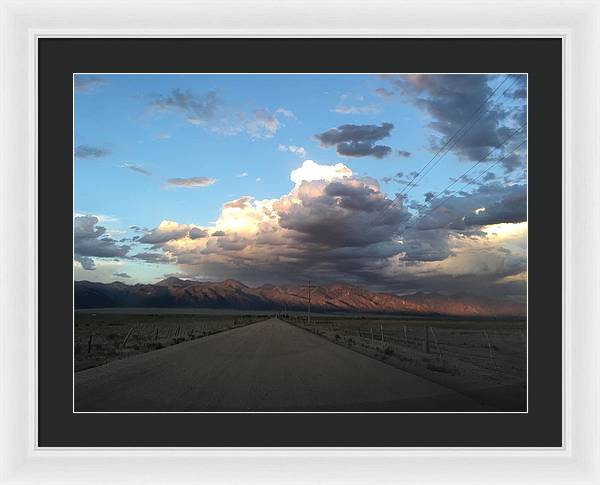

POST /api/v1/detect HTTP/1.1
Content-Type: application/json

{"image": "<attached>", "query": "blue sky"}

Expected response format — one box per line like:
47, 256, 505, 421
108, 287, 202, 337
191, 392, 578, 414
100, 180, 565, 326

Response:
74, 73, 527, 300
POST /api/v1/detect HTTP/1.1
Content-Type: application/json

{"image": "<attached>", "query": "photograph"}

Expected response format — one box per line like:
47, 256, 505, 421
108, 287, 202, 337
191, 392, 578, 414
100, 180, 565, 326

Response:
73, 72, 528, 413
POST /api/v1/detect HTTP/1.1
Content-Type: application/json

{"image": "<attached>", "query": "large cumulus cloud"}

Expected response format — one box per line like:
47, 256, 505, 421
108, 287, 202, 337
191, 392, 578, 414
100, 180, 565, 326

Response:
129, 160, 527, 300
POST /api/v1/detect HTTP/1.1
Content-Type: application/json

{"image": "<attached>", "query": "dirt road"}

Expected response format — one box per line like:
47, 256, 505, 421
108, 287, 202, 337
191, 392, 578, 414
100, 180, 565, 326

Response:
75, 318, 490, 411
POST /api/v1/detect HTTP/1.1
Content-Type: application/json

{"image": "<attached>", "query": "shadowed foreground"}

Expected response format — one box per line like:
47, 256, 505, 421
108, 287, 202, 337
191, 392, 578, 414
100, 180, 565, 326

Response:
75, 318, 491, 412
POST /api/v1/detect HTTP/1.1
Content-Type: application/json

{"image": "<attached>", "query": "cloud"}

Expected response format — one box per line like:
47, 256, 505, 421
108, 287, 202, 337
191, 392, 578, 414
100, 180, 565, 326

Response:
275, 108, 295, 118
153, 133, 172, 140
113, 272, 131, 278
189, 227, 209, 239
147, 89, 289, 139
132, 252, 174, 263
278, 144, 307, 158
397, 150, 411, 158
223, 196, 254, 210
381, 172, 413, 186
74, 215, 130, 270
243, 109, 281, 138
74, 76, 107, 93
139, 220, 194, 244
75, 255, 96, 271
314, 123, 394, 158
413, 183, 527, 230
124, 159, 527, 300
331, 104, 380, 115
149, 89, 220, 125
75, 145, 111, 159
236, 172, 248, 177
121, 163, 151, 175
164, 177, 216, 188
374, 87, 394, 98
139, 160, 411, 288
290, 160, 352, 185
377, 75, 527, 171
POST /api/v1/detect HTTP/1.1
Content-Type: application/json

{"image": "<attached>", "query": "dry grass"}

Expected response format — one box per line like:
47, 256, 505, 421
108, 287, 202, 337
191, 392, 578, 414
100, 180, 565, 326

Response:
282, 314, 527, 411
74, 310, 266, 371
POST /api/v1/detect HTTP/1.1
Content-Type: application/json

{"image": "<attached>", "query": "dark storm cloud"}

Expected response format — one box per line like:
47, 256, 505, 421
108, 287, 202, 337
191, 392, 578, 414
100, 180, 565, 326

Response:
337, 142, 391, 159
315, 122, 393, 145
314, 123, 394, 158
137, 165, 525, 302
398, 228, 453, 262
276, 179, 409, 248
74, 255, 95, 271
75, 145, 111, 159
74, 215, 130, 270
413, 183, 527, 230
378, 74, 526, 171
74, 76, 107, 92
463, 190, 527, 226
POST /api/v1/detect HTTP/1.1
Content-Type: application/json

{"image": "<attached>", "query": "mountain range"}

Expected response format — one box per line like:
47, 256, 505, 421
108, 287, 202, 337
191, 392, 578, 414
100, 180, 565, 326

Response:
74, 277, 526, 318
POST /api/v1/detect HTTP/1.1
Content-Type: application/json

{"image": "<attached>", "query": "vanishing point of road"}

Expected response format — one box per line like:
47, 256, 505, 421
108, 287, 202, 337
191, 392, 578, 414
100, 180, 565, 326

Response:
75, 318, 489, 412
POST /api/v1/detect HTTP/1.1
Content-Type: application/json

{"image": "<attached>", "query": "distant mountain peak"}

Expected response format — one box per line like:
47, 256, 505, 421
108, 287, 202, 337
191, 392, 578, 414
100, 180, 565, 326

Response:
156, 276, 190, 287
220, 279, 248, 289
74, 278, 526, 318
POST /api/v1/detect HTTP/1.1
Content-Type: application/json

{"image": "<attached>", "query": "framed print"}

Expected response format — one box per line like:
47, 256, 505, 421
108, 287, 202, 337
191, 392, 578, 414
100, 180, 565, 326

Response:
1, 0, 599, 484
39, 37, 558, 447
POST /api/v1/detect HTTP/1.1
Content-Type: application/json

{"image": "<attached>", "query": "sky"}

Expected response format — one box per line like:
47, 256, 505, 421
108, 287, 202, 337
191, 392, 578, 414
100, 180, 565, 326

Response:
74, 73, 527, 302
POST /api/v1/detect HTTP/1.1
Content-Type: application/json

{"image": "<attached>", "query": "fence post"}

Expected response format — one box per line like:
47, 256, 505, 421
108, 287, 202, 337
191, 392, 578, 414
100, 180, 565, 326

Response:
87, 334, 93, 354
483, 330, 497, 368
424, 325, 430, 354
380, 324, 384, 342
370, 327, 374, 345
429, 327, 444, 365
403, 325, 408, 346
154, 327, 159, 341
121, 327, 133, 349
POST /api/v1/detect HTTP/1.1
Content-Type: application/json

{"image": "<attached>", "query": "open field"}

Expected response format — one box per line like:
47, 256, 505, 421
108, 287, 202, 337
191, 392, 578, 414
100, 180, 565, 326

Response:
282, 315, 527, 411
74, 310, 267, 371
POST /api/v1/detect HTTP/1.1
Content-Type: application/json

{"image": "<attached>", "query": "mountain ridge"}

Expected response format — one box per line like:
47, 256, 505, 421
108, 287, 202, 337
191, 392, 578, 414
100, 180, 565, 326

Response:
74, 277, 525, 318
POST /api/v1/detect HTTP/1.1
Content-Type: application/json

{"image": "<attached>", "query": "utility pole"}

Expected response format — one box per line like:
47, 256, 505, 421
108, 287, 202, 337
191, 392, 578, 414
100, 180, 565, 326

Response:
307, 279, 311, 325
300, 280, 312, 325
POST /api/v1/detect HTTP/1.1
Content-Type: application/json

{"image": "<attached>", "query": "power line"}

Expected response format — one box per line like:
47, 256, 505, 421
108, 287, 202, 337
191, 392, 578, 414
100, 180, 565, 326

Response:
401, 76, 521, 200
409, 138, 527, 229
379, 76, 521, 223
419, 123, 526, 205
385, 76, 517, 209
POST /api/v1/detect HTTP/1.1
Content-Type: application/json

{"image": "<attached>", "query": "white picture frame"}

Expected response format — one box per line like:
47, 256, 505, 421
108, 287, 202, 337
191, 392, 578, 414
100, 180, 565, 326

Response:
0, 0, 598, 483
